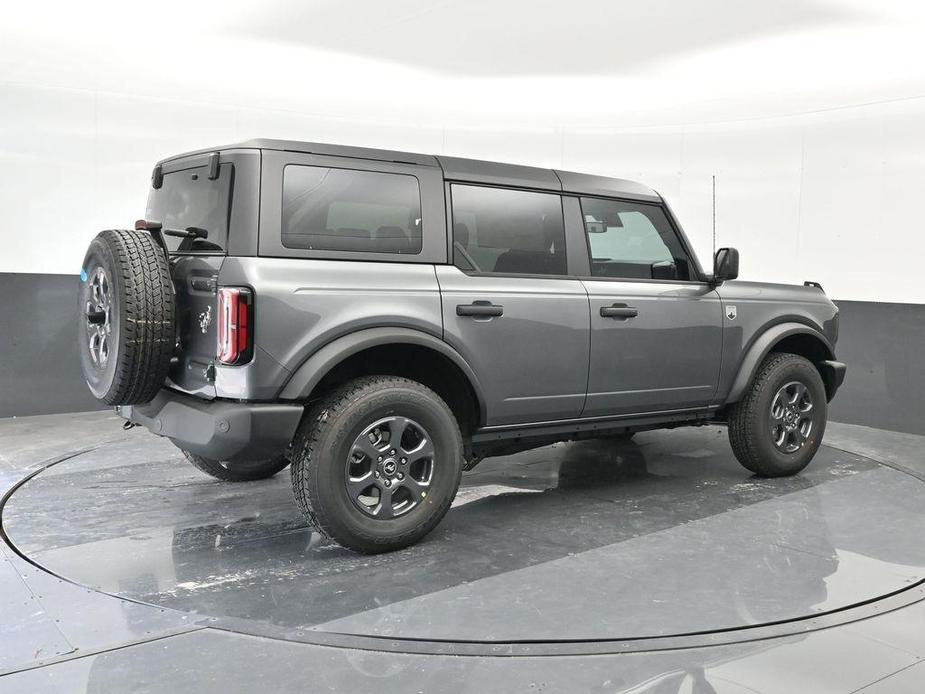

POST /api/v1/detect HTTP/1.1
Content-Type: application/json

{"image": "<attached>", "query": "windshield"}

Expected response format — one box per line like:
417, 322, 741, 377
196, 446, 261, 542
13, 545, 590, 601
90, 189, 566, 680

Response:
145, 163, 233, 253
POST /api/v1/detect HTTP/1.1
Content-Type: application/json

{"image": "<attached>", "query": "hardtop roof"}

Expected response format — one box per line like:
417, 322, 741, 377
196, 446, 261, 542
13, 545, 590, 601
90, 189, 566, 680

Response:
159, 138, 661, 202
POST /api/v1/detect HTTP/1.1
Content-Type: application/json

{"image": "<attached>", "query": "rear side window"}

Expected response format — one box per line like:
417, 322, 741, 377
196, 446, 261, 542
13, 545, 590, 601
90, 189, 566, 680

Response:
282, 165, 422, 254
580, 198, 693, 281
146, 164, 233, 253
451, 185, 567, 275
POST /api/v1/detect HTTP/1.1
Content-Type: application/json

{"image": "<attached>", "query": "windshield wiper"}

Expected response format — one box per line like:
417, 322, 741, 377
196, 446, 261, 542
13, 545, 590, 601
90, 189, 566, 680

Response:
162, 226, 208, 240
136, 219, 208, 240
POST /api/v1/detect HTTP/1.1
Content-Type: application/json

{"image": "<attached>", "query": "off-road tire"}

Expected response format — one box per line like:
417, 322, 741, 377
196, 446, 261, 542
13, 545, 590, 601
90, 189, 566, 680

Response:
183, 451, 291, 482
78, 229, 175, 405
728, 353, 827, 477
290, 376, 464, 554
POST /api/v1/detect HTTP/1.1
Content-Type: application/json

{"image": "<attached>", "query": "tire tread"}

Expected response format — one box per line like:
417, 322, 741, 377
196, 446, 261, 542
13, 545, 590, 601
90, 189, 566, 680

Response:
89, 229, 175, 405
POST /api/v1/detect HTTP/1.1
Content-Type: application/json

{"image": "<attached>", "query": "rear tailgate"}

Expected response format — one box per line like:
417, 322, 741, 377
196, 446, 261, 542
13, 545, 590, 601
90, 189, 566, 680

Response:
168, 255, 222, 397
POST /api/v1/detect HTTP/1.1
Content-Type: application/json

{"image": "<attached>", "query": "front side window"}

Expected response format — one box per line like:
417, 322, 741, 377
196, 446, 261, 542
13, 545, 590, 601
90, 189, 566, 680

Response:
146, 164, 233, 253
581, 198, 693, 280
282, 165, 422, 254
451, 185, 566, 275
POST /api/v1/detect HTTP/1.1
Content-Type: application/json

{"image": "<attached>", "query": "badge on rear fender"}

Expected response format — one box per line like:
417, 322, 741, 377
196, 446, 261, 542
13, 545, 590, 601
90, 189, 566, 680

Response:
726, 305, 737, 321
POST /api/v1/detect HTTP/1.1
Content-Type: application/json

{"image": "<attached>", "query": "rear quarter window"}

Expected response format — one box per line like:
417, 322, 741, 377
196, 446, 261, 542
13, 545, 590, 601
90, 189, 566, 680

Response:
281, 165, 422, 254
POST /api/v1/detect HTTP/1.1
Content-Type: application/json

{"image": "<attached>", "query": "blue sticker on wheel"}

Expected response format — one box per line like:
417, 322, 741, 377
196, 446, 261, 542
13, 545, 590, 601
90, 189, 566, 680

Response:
80, 268, 87, 282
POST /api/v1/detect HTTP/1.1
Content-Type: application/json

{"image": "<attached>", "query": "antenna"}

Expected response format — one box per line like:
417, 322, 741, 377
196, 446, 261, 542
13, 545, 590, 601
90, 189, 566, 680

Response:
712, 174, 716, 260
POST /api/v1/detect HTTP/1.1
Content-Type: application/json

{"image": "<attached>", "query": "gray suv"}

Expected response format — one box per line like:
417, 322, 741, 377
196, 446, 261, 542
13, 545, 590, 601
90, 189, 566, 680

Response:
78, 139, 846, 553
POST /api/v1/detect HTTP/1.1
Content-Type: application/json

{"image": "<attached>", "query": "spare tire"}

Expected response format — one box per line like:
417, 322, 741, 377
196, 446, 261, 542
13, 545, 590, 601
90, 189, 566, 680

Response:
78, 229, 176, 405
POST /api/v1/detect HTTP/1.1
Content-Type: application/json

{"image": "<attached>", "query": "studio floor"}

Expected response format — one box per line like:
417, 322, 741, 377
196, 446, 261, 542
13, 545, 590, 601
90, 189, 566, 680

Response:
1, 412, 925, 693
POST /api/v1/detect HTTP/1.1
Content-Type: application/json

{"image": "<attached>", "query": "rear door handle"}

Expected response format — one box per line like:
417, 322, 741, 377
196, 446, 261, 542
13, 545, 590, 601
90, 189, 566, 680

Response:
600, 304, 638, 319
457, 302, 503, 317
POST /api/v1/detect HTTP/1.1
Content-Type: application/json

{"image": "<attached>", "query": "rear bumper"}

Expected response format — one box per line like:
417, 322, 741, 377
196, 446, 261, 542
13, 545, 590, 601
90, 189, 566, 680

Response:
117, 389, 303, 463
820, 360, 847, 401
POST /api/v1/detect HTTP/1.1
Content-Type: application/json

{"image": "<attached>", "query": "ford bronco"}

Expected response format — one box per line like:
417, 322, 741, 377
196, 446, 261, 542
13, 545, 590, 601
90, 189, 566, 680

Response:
78, 139, 846, 553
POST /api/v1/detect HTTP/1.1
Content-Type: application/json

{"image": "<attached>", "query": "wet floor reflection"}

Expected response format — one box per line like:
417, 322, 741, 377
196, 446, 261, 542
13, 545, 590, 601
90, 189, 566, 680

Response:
4, 427, 924, 641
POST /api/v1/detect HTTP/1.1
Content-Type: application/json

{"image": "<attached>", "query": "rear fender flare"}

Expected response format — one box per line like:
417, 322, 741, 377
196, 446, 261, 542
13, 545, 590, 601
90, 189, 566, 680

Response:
277, 327, 487, 422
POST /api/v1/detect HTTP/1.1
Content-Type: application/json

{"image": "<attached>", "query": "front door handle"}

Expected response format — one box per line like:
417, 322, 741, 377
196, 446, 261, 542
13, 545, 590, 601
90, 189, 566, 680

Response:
457, 302, 503, 318
600, 304, 638, 319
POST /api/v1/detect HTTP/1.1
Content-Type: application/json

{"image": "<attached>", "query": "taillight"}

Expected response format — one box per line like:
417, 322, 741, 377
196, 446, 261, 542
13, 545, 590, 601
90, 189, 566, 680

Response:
217, 287, 253, 365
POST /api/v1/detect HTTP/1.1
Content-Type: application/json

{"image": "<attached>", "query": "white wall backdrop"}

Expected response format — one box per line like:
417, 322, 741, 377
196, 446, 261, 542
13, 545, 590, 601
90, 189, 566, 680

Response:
4, 0, 925, 303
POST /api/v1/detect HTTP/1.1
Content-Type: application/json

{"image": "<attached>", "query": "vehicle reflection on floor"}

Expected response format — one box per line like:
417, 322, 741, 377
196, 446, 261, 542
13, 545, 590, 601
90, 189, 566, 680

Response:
5, 426, 924, 643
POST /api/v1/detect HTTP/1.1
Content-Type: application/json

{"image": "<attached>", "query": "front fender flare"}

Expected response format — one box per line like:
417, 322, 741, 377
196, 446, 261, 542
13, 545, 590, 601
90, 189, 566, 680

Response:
726, 322, 835, 404
277, 327, 487, 418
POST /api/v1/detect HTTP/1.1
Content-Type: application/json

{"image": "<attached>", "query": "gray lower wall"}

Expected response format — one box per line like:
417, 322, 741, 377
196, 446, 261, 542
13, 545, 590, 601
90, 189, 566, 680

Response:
0, 273, 103, 418
827, 299, 925, 436
0, 273, 921, 435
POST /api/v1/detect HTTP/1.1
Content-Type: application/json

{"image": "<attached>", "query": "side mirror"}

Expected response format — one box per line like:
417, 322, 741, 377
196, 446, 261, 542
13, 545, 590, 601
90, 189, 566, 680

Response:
714, 247, 739, 282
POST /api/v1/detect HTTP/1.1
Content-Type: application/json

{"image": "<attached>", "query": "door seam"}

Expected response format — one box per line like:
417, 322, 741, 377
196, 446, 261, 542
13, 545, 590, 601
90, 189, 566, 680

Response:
578, 279, 592, 417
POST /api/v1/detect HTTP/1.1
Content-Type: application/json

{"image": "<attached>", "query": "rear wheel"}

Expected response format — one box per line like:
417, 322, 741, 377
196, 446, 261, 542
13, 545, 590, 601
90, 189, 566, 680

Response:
183, 451, 290, 482
290, 376, 463, 554
728, 353, 827, 477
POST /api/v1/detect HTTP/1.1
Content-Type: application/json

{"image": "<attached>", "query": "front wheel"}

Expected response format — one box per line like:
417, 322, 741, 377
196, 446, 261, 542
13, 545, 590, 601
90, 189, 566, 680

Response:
290, 376, 463, 554
728, 353, 827, 477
